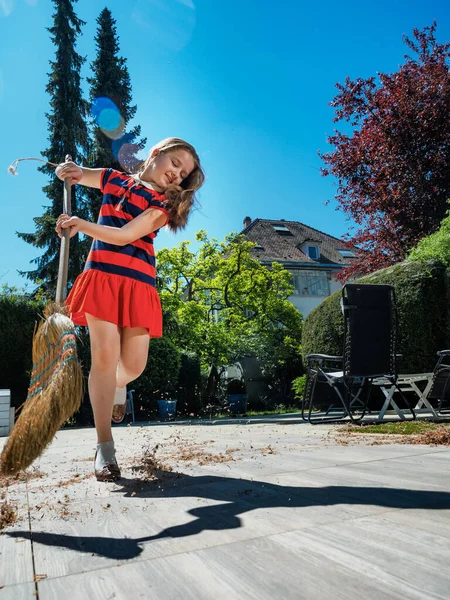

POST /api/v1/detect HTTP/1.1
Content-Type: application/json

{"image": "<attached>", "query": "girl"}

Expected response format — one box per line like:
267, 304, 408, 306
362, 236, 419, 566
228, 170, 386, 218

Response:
55, 137, 205, 482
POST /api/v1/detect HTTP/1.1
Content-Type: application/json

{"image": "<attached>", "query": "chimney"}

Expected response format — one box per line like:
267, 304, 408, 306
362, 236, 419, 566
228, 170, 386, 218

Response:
243, 216, 252, 229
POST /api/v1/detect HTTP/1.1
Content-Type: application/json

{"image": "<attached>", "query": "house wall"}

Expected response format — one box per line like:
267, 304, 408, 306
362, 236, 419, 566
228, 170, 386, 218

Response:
288, 273, 342, 318
330, 277, 342, 295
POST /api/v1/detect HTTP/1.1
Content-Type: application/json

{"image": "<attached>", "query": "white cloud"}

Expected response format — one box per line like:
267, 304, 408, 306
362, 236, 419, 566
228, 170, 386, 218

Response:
132, 0, 196, 52
0, 0, 14, 17
177, 0, 195, 8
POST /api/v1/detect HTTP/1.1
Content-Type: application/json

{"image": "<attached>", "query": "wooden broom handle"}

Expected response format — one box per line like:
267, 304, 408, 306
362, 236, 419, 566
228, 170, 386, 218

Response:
55, 154, 72, 304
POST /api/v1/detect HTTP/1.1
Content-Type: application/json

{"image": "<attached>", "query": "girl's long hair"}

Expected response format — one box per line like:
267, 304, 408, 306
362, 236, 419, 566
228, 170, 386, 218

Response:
133, 137, 205, 232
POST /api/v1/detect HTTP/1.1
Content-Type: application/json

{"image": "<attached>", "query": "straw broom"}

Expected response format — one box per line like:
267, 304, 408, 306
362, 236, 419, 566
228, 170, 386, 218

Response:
0, 155, 83, 475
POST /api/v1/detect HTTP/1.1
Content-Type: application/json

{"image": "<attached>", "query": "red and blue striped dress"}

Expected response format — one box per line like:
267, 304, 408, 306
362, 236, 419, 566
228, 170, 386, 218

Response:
66, 168, 169, 337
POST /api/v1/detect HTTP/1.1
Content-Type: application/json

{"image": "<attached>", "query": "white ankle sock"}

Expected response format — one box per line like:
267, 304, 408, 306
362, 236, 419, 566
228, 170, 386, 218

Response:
95, 441, 117, 470
113, 386, 127, 406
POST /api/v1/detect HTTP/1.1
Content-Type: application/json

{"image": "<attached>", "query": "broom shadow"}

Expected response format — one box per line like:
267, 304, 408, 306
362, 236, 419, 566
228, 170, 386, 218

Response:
7, 473, 450, 560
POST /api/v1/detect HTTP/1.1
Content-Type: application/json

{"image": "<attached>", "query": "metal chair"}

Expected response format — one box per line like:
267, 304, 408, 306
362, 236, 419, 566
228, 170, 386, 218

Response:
302, 283, 415, 423
426, 351, 450, 415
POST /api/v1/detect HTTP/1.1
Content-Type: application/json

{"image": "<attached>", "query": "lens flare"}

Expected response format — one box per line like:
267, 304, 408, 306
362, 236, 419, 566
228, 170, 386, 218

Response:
112, 134, 146, 171
97, 108, 121, 131
91, 97, 124, 138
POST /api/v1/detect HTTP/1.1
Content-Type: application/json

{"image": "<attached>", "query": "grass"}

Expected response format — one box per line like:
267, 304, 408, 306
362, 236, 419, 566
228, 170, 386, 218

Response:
245, 407, 301, 416
207, 406, 301, 419
345, 421, 449, 435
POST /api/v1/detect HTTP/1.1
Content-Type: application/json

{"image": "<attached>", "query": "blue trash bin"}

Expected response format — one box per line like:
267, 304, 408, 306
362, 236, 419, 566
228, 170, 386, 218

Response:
157, 399, 177, 420
227, 394, 247, 415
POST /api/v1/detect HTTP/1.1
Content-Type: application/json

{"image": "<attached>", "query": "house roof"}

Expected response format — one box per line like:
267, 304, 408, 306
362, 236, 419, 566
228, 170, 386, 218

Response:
240, 218, 357, 267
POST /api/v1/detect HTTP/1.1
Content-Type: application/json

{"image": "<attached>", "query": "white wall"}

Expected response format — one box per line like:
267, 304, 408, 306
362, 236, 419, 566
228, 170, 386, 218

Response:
288, 294, 325, 318
288, 275, 342, 318
329, 277, 342, 295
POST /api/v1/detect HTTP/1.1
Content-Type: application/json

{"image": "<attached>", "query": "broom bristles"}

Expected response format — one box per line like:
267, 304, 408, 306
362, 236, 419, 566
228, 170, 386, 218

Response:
0, 304, 83, 475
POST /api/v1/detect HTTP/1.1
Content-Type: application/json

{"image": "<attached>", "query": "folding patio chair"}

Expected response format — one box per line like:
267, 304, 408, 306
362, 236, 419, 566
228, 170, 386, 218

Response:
302, 283, 415, 423
426, 350, 450, 415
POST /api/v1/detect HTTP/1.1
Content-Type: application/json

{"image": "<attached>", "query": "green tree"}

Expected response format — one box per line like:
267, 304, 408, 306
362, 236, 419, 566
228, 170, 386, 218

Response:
87, 7, 146, 217
17, 0, 90, 294
408, 204, 450, 266
157, 231, 303, 400
320, 23, 450, 280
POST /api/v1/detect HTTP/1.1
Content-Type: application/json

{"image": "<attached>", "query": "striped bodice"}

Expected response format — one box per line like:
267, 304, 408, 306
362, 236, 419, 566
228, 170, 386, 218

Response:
84, 168, 169, 287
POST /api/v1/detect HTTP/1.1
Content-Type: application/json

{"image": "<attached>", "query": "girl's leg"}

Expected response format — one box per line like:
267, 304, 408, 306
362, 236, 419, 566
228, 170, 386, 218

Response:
117, 326, 150, 387
86, 313, 121, 443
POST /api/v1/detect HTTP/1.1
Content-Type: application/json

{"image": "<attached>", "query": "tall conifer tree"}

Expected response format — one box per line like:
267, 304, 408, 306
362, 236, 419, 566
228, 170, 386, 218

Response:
87, 7, 145, 216
18, 0, 90, 294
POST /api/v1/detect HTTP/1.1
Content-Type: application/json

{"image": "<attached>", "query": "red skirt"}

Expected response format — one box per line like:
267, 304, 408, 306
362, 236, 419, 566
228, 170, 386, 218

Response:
66, 269, 163, 337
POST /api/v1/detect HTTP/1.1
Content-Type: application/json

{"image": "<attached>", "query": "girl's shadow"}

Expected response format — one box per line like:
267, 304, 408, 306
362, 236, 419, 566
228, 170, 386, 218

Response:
7, 471, 450, 560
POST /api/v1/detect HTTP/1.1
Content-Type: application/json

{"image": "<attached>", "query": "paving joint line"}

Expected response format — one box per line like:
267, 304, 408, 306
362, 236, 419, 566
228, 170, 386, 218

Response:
25, 478, 40, 600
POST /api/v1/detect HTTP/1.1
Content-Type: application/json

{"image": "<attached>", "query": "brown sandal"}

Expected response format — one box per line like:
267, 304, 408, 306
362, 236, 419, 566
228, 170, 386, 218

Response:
112, 403, 127, 424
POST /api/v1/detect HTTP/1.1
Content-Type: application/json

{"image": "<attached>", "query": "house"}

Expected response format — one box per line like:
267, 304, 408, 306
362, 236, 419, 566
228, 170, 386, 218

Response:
240, 217, 357, 317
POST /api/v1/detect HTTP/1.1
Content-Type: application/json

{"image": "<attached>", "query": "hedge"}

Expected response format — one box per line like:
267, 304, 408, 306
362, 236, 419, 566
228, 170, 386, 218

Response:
0, 289, 45, 407
302, 259, 449, 373
132, 337, 182, 419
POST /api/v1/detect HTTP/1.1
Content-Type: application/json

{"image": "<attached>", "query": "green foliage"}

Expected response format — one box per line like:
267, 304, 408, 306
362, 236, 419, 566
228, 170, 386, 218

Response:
17, 0, 90, 294
409, 208, 450, 266
302, 260, 448, 373
0, 286, 45, 407
292, 375, 307, 400
73, 328, 94, 425
132, 337, 182, 419
157, 231, 303, 398
177, 352, 202, 415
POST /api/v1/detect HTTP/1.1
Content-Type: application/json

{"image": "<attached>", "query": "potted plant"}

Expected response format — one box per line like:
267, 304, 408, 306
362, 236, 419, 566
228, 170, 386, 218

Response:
226, 379, 247, 415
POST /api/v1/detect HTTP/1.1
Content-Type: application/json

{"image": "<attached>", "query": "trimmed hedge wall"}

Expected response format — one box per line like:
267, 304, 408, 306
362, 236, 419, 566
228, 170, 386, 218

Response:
302, 259, 449, 373
0, 291, 45, 407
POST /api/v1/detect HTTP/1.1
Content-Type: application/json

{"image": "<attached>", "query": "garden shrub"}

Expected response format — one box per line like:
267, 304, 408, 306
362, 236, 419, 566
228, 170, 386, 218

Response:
0, 287, 45, 407
409, 211, 450, 266
176, 352, 202, 415
302, 260, 449, 373
132, 337, 182, 419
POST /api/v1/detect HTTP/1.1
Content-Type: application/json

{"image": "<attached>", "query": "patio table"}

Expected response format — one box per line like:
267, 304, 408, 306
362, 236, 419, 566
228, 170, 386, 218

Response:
372, 373, 437, 420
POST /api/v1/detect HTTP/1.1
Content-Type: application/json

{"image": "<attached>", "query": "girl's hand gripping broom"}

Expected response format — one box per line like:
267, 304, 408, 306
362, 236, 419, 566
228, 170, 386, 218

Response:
0, 155, 83, 475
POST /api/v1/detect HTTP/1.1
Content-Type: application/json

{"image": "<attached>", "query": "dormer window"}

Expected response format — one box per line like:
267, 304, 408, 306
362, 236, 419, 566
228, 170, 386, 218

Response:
307, 245, 320, 260
300, 243, 321, 260
338, 249, 356, 258
273, 224, 293, 236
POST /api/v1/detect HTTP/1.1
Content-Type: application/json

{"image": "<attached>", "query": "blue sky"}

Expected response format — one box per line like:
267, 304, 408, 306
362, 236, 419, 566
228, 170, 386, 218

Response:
1, 0, 449, 290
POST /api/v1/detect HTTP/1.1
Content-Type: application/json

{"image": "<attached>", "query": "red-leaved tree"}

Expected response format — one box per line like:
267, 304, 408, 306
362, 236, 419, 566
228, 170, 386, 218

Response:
320, 22, 450, 280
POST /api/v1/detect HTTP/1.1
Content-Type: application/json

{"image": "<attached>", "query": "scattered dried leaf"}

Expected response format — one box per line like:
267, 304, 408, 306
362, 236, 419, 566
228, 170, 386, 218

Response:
0, 468, 46, 489
0, 500, 16, 530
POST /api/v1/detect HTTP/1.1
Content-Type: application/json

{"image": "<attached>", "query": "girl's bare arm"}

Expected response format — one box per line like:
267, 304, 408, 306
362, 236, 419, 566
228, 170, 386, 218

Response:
55, 161, 103, 189
56, 208, 168, 245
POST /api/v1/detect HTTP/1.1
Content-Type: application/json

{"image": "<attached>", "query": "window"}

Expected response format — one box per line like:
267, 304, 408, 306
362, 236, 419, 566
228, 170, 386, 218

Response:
291, 270, 330, 297
307, 245, 319, 260
273, 224, 293, 235
338, 249, 356, 258
299, 243, 320, 260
